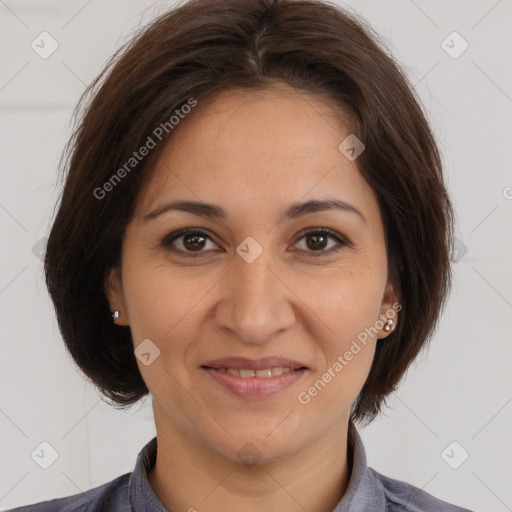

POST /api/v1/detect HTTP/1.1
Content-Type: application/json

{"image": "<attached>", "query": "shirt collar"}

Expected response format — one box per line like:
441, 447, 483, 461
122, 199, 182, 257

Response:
129, 436, 168, 512
129, 425, 385, 512
333, 425, 387, 511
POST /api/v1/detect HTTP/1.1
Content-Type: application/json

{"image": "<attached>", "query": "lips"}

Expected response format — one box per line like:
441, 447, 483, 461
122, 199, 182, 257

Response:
201, 356, 307, 372
200, 356, 309, 398
201, 362, 307, 399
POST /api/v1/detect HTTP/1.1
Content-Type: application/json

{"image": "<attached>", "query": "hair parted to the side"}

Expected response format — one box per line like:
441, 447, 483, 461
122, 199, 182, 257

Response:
44, 0, 454, 426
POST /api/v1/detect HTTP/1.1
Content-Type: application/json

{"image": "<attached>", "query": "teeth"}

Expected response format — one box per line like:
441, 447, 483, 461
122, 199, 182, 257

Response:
220, 367, 293, 378
256, 368, 272, 378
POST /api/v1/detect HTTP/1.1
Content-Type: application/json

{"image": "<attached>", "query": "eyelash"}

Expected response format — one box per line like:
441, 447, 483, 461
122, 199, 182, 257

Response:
161, 227, 349, 258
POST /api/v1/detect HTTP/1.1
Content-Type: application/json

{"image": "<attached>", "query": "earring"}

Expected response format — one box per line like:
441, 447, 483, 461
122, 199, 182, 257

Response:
383, 319, 393, 332
111, 310, 120, 322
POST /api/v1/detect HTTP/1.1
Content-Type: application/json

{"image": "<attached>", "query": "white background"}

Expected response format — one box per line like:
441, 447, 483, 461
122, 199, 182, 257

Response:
1, 1, 511, 511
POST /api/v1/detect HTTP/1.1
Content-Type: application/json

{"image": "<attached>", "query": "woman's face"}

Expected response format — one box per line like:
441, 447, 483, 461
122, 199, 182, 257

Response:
106, 83, 398, 463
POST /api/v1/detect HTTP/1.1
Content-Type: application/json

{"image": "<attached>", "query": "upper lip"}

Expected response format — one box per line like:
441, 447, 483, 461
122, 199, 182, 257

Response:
201, 357, 308, 371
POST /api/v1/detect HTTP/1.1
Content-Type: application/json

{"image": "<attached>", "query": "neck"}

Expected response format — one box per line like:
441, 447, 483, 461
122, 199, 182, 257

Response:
147, 404, 353, 512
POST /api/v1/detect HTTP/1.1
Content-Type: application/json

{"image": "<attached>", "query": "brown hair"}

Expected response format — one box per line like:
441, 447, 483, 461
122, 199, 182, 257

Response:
44, 0, 454, 425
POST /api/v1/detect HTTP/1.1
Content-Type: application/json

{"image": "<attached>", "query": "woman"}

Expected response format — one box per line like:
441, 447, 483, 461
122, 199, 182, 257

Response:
8, 0, 473, 510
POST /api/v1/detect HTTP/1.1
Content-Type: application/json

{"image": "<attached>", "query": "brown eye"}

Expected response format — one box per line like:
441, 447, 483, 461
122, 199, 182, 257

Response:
162, 229, 218, 254
161, 227, 348, 258
294, 228, 348, 257
305, 233, 329, 251
182, 233, 207, 251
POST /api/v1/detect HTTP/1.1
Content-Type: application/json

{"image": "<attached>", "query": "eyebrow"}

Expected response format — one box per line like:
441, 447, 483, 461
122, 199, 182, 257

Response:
142, 198, 366, 225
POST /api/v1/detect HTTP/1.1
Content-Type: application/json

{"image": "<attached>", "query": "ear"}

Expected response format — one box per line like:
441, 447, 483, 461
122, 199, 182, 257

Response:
104, 266, 130, 326
377, 279, 400, 340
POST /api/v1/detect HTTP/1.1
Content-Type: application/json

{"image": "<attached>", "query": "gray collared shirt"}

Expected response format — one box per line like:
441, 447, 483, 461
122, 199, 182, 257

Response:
6, 428, 473, 511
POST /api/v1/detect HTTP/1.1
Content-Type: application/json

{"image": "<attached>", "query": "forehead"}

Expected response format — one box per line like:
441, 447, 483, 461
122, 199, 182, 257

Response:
134, 84, 381, 233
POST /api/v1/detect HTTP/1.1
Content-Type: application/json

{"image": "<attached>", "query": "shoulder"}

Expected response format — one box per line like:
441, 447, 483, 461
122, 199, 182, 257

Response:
4, 472, 131, 512
370, 468, 474, 512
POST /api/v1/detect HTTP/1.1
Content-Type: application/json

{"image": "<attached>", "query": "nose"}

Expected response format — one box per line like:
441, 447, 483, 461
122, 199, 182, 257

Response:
214, 245, 296, 345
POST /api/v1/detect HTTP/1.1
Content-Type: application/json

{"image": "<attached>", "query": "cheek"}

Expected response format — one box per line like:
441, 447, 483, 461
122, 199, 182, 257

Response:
296, 276, 381, 413
298, 264, 383, 393
123, 259, 205, 341
123, 262, 222, 388
302, 262, 385, 343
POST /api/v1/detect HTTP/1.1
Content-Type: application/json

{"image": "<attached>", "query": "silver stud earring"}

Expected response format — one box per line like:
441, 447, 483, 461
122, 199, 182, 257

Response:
111, 310, 120, 322
383, 319, 393, 332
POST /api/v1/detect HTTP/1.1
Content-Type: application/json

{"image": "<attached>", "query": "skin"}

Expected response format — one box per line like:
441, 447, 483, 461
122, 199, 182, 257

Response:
105, 82, 398, 512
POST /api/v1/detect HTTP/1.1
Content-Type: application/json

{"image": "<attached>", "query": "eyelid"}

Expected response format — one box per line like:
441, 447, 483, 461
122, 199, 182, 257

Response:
290, 227, 350, 257
161, 226, 350, 256
293, 226, 349, 245
161, 228, 217, 251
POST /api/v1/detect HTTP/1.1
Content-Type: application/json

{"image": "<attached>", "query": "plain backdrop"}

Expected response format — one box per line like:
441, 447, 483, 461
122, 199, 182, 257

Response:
1, 1, 511, 511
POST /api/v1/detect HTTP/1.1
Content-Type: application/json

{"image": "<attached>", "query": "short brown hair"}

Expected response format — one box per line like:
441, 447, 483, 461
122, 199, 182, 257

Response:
44, 0, 454, 425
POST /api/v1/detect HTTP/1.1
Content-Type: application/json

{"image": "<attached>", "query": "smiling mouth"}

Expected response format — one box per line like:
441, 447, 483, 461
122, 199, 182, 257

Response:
200, 366, 308, 378
200, 364, 308, 399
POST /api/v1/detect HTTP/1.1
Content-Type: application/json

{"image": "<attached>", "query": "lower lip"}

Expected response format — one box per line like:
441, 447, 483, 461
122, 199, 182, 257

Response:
201, 367, 307, 399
